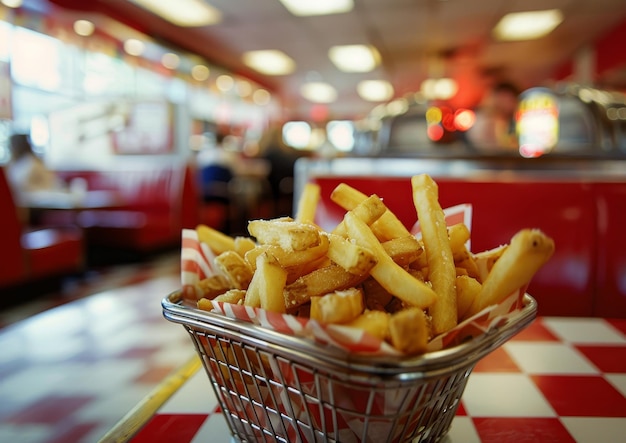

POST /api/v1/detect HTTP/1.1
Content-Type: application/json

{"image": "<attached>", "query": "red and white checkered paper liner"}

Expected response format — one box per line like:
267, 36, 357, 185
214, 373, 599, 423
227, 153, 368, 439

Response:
180, 204, 527, 355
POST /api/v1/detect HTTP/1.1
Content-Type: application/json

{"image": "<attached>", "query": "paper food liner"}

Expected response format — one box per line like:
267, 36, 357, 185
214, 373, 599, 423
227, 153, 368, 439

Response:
180, 203, 527, 356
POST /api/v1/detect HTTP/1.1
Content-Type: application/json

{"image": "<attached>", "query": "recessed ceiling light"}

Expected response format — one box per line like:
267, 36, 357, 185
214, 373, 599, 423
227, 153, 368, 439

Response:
1, 0, 23, 8
300, 82, 338, 103
242, 50, 296, 75
357, 80, 394, 102
493, 9, 563, 41
328, 45, 381, 73
279, 0, 353, 16
130, 0, 222, 27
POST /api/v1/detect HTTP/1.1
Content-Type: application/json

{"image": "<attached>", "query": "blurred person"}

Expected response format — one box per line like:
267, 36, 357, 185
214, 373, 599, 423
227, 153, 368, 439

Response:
466, 81, 521, 152
260, 124, 308, 217
196, 131, 236, 232
6, 133, 66, 197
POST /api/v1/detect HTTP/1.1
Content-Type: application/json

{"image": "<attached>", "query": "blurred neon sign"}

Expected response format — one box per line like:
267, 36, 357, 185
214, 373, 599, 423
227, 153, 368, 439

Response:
517, 88, 559, 158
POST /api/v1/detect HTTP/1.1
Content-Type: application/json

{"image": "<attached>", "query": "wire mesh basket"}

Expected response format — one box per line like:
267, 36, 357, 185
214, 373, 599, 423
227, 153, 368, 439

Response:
163, 292, 537, 443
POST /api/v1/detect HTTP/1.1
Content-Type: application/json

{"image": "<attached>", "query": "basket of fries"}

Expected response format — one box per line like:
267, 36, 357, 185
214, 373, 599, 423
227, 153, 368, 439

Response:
164, 174, 554, 442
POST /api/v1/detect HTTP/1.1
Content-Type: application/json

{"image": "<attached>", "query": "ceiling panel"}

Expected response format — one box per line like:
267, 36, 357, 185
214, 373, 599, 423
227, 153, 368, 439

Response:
40, 0, 626, 120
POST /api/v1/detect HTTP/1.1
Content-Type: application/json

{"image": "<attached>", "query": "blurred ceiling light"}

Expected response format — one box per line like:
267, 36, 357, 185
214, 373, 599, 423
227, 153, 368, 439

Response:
300, 82, 338, 103
420, 77, 458, 100
493, 9, 563, 41
252, 89, 271, 105
216, 74, 234, 91
130, 0, 222, 27
328, 45, 381, 73
1, 0, 23, 8
123, 39, 145, 56
242, 50, 295, 75
357, 80, 394, 102
191, 64, 210, 81
279, 0, 353, 16
161, 52, 180, 69
73, 19, 95, 37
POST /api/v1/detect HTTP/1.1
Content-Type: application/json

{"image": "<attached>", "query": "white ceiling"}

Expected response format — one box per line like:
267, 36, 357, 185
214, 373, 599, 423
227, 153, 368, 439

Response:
42, 0, 626, 120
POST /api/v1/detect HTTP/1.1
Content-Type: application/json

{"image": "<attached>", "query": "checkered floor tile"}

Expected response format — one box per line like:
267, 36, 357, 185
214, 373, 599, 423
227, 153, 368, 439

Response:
0, 253, 196, 443
131, 317, 626, 443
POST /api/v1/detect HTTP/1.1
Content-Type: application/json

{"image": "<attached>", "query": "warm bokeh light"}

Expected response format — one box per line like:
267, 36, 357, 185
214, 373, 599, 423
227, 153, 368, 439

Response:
282, 121, 312, 149
242, 50, 295, 75
300, 82, 337, 103
326, 120, 355, 152
357, 80, 394, 102
453, 109, 475, 131
73, 20, 95, 37
161, 52, 180, 69
191, 64, 210, 81
279, 0, 353, 16
252, 89, 271, 105
427, 124, 444, 141
328, 44, 380, 73
216, 74, 234, 91
130, 0, 222, 27
493, 9, 563, 41
123, 39, 145, 56
1, 0, 23, 8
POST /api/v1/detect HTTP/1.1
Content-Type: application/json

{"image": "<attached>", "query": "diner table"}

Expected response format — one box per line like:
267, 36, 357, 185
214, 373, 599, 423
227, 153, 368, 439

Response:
117, 315, 626, 443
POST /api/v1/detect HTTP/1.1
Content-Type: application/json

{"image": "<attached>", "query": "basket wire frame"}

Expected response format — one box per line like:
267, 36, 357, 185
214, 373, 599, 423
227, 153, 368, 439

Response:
185, 326, 474, 443
164, 292, 537, 443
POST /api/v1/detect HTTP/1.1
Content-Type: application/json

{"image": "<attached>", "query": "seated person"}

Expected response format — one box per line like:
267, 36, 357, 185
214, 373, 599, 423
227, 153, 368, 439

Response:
6, 133, 65, 197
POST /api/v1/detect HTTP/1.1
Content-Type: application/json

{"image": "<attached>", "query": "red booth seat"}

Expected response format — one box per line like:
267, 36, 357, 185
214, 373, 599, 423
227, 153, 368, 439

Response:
294, 157, 626, 318
53, 161, 199, 253
0, 167, 84, 290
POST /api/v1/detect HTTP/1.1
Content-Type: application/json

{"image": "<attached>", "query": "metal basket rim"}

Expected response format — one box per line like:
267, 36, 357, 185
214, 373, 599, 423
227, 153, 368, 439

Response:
162, 291, 537, 376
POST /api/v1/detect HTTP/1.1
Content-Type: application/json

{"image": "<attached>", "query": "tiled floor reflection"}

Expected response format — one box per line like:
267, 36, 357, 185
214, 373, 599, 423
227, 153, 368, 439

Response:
0, 251, 196, 443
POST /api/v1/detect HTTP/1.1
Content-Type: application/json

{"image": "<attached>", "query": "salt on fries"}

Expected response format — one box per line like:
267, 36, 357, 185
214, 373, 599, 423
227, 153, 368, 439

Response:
192, 174, 555, 355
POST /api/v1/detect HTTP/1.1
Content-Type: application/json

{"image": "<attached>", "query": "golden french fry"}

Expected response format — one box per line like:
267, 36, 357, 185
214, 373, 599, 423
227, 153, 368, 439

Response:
284, 263, 367, 310
310, 288, 364, 324
473, 245, 507, 282
332, 194, 387, 237
248, 218, 321, 251
388, 307, 430, 354
247, 252, 288, 313
244, 244, 269, 271
344, 309, 390, 340
381, 235, 424, 267
214, 250, 254, 289
344, 211, 437, 309
467, 229, 555, 316
448, 223, 480, 278
234, 236, 257, 258
331, 183, 411, 241
412, 174, 457, 335
194, 274, 232, 301
448, 223, 471, 255
265, 233, 329, 269
295, 182, 321, 224
456, 274, 482, 320
245, 236, 330, 282
198, 289, 246, 311
327, 233, 377, 275
196, 224, 236, 255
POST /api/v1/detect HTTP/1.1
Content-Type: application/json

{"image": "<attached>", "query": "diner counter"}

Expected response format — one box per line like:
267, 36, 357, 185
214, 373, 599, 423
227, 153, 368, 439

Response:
125, 316, 626, 443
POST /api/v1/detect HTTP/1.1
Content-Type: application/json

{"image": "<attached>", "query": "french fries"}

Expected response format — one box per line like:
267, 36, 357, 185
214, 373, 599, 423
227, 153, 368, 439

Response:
411, 174, 457, 335
466, 229, 554, 316
193, 174, 554, 355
